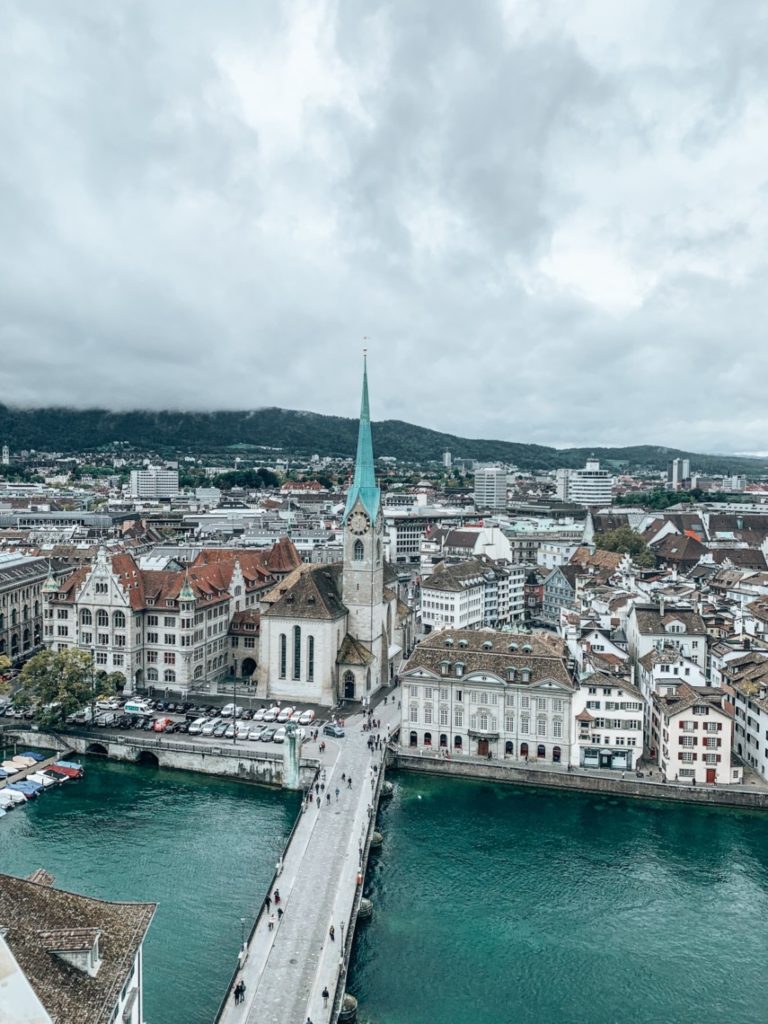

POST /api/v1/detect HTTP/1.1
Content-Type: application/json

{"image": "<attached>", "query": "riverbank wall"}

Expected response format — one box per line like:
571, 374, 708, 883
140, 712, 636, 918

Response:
394, 750, 768, 810
5, 729, 319, 790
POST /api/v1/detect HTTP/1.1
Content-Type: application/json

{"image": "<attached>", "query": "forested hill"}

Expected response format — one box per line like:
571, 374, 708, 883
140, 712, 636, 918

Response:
0, 403, 766, 475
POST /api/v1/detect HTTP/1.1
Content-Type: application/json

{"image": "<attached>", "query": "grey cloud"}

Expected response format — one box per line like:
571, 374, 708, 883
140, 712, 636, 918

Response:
0, 0, 766, 453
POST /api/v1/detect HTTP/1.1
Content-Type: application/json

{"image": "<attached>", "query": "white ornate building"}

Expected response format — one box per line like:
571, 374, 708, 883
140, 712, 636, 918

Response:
400, 628, 576, 762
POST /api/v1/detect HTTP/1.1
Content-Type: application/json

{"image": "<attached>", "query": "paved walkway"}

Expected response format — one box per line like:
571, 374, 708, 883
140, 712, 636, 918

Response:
218, 695, 401, 1024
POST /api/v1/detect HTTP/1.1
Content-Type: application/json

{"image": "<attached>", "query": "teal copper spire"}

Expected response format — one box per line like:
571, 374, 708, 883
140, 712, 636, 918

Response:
344, 352, 380, 522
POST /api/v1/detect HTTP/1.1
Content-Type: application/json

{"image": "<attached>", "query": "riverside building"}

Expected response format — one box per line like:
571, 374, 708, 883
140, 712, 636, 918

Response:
0, 553, 57, 665
41, 541, 300, 694
400, 628, 575, 761
0, 870, 155, 1024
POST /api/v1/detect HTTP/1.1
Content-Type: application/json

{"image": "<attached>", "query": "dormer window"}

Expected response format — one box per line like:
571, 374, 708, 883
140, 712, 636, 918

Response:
39, 928, 103, 978
444, 638, 454, 647
458, 639, 468, 648
455, 661, 465, 678
439, 659, 451, 677
521, 668, 531, 683
508, 642, 518, 652
522, 644, 533, 654
506, 667, 516, 682
482, 641, 492, 651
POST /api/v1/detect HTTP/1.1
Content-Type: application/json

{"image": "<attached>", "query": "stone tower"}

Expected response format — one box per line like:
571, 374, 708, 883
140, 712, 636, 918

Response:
342, 355, 384, 658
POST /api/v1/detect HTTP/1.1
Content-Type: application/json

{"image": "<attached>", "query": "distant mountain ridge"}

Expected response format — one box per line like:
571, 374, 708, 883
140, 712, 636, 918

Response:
0, 403, 766, 475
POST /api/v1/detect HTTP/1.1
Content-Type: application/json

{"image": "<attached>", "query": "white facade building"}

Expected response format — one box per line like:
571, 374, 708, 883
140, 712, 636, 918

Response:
572, 673, 644, 770
626, 600, 708, 673
129, 467, 180, 499
421, 558, 525, 633
651, 683, 739, 784
555, 459, 613, 506
474, 466, 507, 510
401, 629, 575, 762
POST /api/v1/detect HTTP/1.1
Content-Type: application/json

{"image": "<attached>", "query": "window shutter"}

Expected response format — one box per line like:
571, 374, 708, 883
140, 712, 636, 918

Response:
678, 721, 684, 729
716, 755, 721, 763
717, 722, 722, 731
692, 753, 697, 761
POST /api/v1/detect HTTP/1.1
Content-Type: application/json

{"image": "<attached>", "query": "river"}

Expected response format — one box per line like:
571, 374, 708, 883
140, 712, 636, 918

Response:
349, 772, 768, 1024
0, 757, 299, 1024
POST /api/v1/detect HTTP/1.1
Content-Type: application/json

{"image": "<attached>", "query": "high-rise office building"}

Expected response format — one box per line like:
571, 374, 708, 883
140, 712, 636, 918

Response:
474, 466, 507, 509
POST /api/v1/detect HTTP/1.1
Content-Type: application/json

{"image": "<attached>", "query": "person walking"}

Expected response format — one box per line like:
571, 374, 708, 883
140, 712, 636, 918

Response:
316, 795, 321, 809
329, 924, 335, 941
348, 776, 352, 789
341, 772, 346, 782
335, 786, 340, 801
239, 981, 246, 1004
265, 894, 272, 912
326, 792, 331, 805
277, 907, 284, 922
322, 986, 330, 1008
268, 914, 276, 931
274, 889, 281, 905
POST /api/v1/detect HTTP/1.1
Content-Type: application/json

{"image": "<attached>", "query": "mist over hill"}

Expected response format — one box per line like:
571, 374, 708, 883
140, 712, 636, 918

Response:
1, 403, 766, 476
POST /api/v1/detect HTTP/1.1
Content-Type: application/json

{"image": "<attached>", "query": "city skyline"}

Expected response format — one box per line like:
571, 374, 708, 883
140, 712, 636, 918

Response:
2, 1, 767, 453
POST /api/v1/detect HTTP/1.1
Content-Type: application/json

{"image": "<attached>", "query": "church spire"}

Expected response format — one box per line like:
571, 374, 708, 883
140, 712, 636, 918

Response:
344, 352, 380, 522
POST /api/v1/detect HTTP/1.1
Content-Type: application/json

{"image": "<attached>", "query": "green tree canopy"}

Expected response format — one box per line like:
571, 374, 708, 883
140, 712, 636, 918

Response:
596, 526, 655, 567
15, 649, 118, 727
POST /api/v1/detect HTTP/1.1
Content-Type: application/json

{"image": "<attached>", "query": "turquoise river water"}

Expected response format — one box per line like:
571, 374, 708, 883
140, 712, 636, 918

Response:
351, 773, 768, 1024
0, 757, 299, 1024
3, 760, 768, 1024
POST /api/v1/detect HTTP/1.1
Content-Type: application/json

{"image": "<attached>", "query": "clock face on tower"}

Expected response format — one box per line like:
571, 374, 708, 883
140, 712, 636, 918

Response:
349, 509, 370, 535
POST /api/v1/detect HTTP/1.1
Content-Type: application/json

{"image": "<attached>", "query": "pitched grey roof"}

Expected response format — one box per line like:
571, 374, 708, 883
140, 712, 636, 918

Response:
264, 564, 348, 620
631, 604, 706, 635
404, 629, 574, 689
0, 872, 155, 1024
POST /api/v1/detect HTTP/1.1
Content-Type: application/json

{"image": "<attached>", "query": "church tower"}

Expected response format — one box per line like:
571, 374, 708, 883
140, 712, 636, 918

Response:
342, 354, 384, 654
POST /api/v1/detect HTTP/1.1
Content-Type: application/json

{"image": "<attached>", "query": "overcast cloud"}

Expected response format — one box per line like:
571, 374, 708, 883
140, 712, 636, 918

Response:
1, 0, 767, 453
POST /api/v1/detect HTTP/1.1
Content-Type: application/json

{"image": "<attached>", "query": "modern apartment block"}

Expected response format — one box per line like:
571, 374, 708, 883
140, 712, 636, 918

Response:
129, 467, 180, 500
473, 466, 507, 509
555, 459, 613, 507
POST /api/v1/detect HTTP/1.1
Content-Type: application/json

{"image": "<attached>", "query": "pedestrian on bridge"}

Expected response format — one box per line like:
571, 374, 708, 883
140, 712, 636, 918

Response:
326, 792, 331, 805
335, 787, 340, 801
265, 894, 272, 912
348, 776, 352, 788
329, 924, 335, 941
322, 986, 330, 1008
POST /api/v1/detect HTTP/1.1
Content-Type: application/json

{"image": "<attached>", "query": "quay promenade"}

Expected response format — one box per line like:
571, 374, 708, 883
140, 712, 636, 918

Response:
217, 698, 400, 1024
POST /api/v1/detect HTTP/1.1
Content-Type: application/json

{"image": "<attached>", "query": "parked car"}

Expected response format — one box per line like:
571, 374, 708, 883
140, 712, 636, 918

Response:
224, 724, 236, 739
273, 726, 287, 744
323, 723, 345, 738
153, 717, 174, 733
141, 718, 155, 731
277, 706, 294, 723
188, 717, 207, 736
201, 718, 221, 736
213, 722, 228, 738
248, 726, 265, 741
260, 726, 277, 742
262, 707, 280, 723
241, 709, 253, 721
236, 722, 250, 738
289, 709, 303, 723
253, 707, 267, 722
299, 710, 316, 726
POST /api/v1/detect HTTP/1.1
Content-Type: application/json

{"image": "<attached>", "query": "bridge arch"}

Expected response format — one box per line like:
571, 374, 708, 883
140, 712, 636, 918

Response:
86, 742, 108, 756
136, 750, 159, 767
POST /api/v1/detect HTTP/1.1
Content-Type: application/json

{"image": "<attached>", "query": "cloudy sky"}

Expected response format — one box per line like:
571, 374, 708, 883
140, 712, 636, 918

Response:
1, 1, 766, 453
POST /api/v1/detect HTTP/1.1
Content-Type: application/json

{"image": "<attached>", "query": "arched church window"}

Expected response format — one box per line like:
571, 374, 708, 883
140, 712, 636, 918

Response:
307, 635, 315, 682
353, 539, 364, 561
279, 634, 287, 678
293, 625, 301, 680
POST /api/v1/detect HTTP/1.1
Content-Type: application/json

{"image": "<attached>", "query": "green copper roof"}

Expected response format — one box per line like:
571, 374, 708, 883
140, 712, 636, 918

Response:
344, 355, 380, 522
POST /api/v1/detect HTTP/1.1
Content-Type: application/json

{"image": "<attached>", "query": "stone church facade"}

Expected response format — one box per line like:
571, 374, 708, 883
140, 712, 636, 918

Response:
258, 359, 413, 706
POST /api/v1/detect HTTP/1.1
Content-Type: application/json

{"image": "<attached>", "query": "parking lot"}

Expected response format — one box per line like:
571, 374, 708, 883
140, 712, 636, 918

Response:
35, 697, 345, 758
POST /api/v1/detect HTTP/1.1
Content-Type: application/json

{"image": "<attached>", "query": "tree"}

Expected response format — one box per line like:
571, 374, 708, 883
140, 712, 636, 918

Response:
0, 654, 11, 697
15, 649, 117, 727
596, 526, 655, 567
